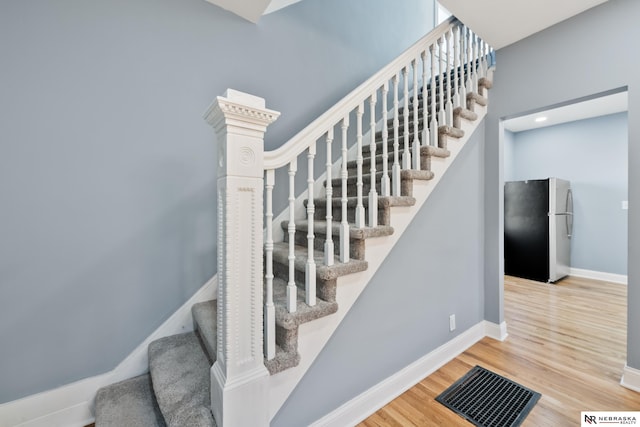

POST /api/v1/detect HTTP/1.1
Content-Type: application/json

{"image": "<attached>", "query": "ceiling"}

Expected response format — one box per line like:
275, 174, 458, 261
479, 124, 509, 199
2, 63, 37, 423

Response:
210, 0, 610, 47
503, 91, 628, 133
432, 0, 609, 49
204, 0, 300, 22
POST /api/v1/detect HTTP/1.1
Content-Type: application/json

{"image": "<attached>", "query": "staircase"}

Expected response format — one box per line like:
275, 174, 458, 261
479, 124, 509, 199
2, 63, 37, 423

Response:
94, 17, 493, 427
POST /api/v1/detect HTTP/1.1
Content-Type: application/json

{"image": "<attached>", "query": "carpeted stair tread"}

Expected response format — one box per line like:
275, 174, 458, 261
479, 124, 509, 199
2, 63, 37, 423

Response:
378, 105, 478, 140
264, 344, 301, 375
95, 374, 166, 427
192, 300, 217, 363
438, 125, 464, 138
328, 169, 435, 189
479, 77, 493, 90
281, 220, 394, 241
467, 92, 488, 106
271, 277, 338, 330
420, 145, 450, 158
148, 332, 215, 427
453, 107, 478, 121
271, 242, 368, 281
311, 195, 416, 209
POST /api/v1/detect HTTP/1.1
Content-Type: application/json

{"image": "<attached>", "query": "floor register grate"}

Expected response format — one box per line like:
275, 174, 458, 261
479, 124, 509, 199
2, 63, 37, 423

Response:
435, 365, 541, 427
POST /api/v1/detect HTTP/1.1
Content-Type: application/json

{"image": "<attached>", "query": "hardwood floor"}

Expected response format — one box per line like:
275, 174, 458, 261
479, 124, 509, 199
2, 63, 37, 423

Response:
359, 275, 640, 426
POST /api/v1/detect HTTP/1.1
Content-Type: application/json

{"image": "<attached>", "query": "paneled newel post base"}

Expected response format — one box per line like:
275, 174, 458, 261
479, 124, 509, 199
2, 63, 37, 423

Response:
204, 89, 280, 427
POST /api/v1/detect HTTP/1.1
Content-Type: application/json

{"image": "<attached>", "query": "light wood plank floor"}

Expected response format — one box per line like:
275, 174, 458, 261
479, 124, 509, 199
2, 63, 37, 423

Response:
359, 275, 640, 426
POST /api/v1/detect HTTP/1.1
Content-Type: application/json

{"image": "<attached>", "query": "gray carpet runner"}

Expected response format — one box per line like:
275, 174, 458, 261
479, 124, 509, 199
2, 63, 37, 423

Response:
95, 374, 166, 427
94, 76, 491, 426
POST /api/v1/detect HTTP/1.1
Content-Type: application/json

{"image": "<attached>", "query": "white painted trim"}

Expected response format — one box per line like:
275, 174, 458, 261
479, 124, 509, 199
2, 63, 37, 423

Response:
309, 321, 487, 427
621, 365, 640, 393
484, 320, 509, 341
569, 268, 627, 285
0, 276, 217, 427
268, 103, 488, 418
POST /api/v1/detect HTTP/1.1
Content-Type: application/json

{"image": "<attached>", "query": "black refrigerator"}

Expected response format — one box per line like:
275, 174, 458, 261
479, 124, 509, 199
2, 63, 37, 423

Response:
504, 178, 573, 283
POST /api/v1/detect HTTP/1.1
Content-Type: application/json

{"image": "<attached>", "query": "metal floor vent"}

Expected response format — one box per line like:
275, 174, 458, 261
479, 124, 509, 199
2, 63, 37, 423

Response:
435, 365, 541, 427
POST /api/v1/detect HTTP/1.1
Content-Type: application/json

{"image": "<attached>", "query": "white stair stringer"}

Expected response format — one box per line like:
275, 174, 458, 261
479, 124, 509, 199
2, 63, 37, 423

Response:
267, 101, 488, 419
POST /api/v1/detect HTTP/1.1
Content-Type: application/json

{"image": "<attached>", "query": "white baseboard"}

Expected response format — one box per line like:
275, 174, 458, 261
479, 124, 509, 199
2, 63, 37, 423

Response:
484, 320, 508, 341
309, 321, 487, 427
621, 365, 640, 393
569, 268, 627, 285
0, 276, 217, 427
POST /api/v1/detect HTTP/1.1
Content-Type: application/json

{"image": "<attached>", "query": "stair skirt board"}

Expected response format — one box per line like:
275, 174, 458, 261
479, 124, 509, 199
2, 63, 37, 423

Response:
268, 103, 489, 418
0, 276, 217, 427
309, 321, 502, 427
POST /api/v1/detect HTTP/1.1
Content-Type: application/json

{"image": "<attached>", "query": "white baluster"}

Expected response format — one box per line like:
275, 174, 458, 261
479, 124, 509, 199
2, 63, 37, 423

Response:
429, 43, 438, 147
472, 32, 479, 94
324, 129, 334, 267
421, 51, 429, 147
412, 59, 421, 170
453, 25, 460, 110
305, 143, 316, 307
402, 67, 411, 169
355, 103, 366, 228
287, 159, 297, 313
438, 36, 445, 125
465, 26, 473, 98
459, 25, 467, 108
340, 117, 350, 263
392, 74, 401, 196
445, 29, 453, 127
482, 39, 489, 78
264, 169, 275, 360
381, 82, 390, 197
478, 39, 485, 79
369, 92, 378, 227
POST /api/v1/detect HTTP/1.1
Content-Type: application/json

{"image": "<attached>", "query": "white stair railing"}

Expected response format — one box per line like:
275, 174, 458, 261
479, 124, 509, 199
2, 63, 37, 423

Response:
203, 16, 493, 426
260, 15, 493, 354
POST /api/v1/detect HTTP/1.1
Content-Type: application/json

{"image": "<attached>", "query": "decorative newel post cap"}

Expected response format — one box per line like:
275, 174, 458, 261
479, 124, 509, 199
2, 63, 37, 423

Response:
203, 88, 280, 135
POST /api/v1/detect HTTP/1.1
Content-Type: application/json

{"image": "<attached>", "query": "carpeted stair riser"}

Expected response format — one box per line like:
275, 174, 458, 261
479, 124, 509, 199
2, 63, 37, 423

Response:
311, 195, 416, 229
273, 260, 339, 303
271, 241, 368, 304
348, 143, 452, 180
271, 276, 339, 330
191, 301, 217, 365
148, 332, 215, 427
376, 105, 475, 137
264, 345, 301, 374
276, 324, 299, 353
281, 220, 395, 260
327, 169, 436, 198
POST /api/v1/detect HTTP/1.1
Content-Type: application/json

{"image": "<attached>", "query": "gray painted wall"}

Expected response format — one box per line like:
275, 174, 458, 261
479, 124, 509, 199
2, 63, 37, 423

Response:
505, 113, 628, 275
484, 0, 640, 369
0, 0, 435, 404
273, 121, 486, 426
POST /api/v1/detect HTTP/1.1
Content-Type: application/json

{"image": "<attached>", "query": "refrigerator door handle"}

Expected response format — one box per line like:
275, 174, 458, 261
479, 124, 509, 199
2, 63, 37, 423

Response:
565, 189, 574, 238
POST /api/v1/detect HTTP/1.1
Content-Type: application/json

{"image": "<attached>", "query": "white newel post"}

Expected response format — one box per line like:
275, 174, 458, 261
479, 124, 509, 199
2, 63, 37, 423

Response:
204, 89, 280, 427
